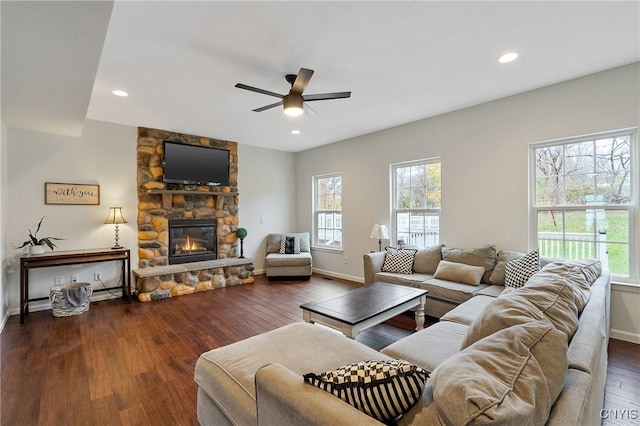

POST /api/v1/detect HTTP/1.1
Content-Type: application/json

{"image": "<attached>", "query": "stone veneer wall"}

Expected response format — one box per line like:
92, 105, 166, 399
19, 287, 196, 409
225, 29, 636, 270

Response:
135, 127, 254, 301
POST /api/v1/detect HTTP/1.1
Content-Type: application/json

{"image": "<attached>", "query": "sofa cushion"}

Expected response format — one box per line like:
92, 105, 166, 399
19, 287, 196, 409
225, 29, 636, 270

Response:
431, 321, 568, 426
382, 247, 417, 274
440, 295, 495, 325
441, 245, 497, 283
489, 249, 525, 285
382, 321, 469, 372
461, 268, 584, 349
422, 278, 487, 305
304, 360, 429, 422
433, 260, 484, 286
265, 252, 312, 267
505, 249, 540, 288
412, 244, 444, 274
373, 272, 432, 287
267, 232, 310, 253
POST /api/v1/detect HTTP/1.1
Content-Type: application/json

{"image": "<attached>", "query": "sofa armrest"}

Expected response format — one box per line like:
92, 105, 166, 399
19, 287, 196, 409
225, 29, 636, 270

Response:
256, 363, 382, 426
363, 252, 386, 285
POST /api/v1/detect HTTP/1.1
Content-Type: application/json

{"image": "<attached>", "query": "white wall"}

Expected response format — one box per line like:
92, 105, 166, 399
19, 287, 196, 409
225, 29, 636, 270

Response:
5, 120, 138, 313
295, 63, 640, 342
237, 144, 296, 273
1, 122, 8, 330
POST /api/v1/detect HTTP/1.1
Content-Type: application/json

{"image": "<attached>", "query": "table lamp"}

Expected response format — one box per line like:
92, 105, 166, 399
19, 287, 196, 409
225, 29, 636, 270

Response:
370, 224, 389, 252
104, 206, 127, 249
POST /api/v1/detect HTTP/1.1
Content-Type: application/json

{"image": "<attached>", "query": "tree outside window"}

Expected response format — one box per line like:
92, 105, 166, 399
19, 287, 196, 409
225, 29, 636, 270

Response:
392, 160, 441, 248
314, 174, 342, 248
532, 130, 636, 279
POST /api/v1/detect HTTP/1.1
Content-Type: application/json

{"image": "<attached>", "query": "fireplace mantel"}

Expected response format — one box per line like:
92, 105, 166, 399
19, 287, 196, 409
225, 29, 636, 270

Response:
148, 189, 239, 209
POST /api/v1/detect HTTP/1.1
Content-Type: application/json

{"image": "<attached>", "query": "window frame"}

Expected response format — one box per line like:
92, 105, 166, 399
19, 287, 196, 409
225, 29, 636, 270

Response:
313, 172, 343, 251
391, 158, 441, 249
529, 128, 638, 283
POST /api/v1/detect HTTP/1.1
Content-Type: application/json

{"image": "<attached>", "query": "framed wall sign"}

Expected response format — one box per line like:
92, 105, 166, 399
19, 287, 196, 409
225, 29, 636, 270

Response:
45, 182, 100, 205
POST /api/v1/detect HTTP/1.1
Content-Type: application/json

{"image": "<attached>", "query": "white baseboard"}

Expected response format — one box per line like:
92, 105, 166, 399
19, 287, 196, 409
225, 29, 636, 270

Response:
610, 328, 640, 344
312, 268, 363, 284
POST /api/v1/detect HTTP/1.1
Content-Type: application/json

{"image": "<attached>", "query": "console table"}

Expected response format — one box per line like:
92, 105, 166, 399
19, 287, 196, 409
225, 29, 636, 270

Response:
20, 248, 131, 324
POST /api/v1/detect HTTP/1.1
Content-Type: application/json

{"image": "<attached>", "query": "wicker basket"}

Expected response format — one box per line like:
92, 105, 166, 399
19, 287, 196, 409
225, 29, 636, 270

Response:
50, 282, 93, 317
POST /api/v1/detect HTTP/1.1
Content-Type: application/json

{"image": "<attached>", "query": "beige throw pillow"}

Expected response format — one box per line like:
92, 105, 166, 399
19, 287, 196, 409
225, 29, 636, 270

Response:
412, 244, 444, 274
441, 245, 497, 283
433, 260, 484, 286
431, 321, 568, 426
489, 250, 525, 285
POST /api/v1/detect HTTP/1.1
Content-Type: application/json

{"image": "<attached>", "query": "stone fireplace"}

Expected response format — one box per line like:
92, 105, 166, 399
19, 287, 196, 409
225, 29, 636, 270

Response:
134, 127, 254, 302
168, 218, 217, 264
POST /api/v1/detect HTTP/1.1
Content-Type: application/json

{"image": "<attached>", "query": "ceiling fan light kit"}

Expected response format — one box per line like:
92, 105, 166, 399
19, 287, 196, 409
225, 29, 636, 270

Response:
283, 94, 304, 116
235, 67, 351, 116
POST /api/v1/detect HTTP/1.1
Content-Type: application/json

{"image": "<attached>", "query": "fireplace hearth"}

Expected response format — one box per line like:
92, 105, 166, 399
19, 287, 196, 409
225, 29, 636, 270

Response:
168, 219, 217, 264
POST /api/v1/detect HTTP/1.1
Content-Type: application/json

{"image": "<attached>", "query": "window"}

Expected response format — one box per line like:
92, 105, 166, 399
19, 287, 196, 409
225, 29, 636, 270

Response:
392, 159, 441, 249
314, 174, 342, 248
530, 129, 637, 280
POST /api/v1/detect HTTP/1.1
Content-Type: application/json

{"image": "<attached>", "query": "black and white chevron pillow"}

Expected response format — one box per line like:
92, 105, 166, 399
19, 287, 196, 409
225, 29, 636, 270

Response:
505, 249, 540, 288
381, 247, 417, 274
304, 360, 429, 422
279, 235, 300, 254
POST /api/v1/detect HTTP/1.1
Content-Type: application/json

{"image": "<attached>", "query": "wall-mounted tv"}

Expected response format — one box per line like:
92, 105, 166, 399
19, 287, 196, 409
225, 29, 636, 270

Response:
162, 141, 230, 186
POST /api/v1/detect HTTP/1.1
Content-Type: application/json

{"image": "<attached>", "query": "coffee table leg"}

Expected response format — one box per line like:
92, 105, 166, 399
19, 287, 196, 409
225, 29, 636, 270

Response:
415, 295, 426, 331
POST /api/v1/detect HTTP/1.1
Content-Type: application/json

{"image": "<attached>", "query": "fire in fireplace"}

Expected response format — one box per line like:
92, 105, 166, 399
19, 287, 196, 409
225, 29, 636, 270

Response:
168, 219, 217, 264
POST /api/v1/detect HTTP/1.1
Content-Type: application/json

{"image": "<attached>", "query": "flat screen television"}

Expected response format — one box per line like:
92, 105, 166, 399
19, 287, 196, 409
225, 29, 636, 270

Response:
162, 141, 230, 186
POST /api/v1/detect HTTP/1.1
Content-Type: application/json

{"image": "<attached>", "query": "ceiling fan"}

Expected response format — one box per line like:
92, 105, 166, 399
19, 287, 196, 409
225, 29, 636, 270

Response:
235, 68, 351, 117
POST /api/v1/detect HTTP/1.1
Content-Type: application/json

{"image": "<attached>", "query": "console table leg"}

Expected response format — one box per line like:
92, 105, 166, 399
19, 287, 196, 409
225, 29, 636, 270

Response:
414, 296, 426, 331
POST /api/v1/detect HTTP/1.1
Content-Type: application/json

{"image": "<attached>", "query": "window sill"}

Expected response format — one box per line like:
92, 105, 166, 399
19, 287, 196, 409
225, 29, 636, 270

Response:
612, 281, 640, 293
311, 246, 344, 254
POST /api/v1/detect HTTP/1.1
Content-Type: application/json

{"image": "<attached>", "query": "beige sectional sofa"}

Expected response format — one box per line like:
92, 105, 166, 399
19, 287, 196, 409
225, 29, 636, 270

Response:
364, 245, 555, 318
194, 255, 610, 425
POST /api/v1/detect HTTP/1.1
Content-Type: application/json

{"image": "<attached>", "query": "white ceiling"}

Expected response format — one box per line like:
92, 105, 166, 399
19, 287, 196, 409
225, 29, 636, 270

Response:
2, 1, 639, 152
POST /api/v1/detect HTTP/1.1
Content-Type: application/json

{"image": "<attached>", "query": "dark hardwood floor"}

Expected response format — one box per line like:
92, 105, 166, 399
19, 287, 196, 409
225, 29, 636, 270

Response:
1, 274, 638, 425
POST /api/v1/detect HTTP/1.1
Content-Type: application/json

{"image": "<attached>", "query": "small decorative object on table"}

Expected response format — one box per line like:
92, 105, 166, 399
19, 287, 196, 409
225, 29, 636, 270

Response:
236, 227, 248, 258
15, 216, 64, 254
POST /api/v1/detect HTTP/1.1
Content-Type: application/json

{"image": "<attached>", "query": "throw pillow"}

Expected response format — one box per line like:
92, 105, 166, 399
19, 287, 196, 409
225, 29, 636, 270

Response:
381, 247, 417, 275
279, 235, 300, 254
441, 245, 497, 283
304, 360, 429, 422
431, 321, 567, 426
412, 244, 444, 274
433, 260, 484, 286
505, 249, 540, 288
489, 250, 525, 285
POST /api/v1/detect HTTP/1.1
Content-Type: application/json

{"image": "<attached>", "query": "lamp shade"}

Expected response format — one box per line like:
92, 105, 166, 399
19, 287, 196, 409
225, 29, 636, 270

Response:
370, 224, 389, 239
104, 206, 127, 224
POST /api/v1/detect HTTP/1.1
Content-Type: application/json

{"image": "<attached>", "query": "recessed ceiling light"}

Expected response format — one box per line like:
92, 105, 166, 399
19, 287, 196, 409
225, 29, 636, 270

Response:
498, 52, 518, 64
291, 130, 301, 135
112, 89, 128, 97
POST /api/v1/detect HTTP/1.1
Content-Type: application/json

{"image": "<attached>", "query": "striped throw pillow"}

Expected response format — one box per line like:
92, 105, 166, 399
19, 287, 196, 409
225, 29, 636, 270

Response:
304, 360, 429, 422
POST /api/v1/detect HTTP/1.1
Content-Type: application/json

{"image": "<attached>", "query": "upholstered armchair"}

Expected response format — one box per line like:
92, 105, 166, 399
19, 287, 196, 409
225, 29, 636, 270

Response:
264, 232, 312, 278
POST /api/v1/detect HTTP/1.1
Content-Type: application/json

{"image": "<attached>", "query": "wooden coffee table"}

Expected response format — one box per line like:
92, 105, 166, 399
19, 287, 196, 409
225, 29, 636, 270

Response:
300, 282, 428, 339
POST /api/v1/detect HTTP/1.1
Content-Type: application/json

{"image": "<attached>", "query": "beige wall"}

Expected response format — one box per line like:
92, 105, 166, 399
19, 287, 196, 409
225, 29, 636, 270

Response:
295, 63, 640, 342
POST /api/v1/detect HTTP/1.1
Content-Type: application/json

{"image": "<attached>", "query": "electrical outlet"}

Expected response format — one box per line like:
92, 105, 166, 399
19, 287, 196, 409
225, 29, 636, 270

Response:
55, 276, 63, 285
71, 274, 79, 283
94, 272, 102, 281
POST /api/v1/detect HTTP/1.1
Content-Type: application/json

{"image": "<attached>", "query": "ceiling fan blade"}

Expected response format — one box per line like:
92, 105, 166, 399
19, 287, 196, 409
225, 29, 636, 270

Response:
303, 103, 317, 115
235, 83, 284, 99
291, 68, 314, 95
303, 91, 351, 101
252, 101, 283, 112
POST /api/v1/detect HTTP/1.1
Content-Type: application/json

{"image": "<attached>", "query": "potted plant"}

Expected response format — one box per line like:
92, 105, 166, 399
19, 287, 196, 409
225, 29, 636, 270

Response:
16, 217, 64, 254
236, 228, 248, 258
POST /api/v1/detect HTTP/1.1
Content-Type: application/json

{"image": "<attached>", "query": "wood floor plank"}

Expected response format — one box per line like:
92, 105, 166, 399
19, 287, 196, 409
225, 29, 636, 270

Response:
2, 274, 639, 425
